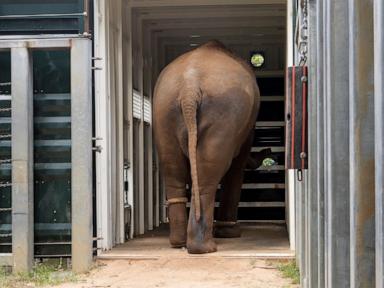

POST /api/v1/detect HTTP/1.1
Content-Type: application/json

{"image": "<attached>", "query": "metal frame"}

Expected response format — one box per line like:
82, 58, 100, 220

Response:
374, 0, 384, 287
374, 0, 384, 288
0, 36, 93, 273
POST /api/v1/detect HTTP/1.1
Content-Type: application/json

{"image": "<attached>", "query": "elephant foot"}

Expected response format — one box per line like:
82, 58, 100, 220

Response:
169, 222, 187, 248
213, 222, 241, 238
187, 238, 217, 254
168, 202, 188, 248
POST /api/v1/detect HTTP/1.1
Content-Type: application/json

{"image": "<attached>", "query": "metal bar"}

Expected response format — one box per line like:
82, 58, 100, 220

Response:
238, 220, 286, 224
0, 39, 72, 50
186, 201, 285, 208
251, 146, 285, 152
374, 0, 384, 286
34, 93, 70, 100
241, 183, 285, 189
349, 0, 375, 286
94, 0, 114, 250
71, 38, 93, 273
34, 117, 71, 123
34, 163, 71, 170
324, 0, 351, 285
34, 140, 71, 146
0, 254, 13, 266
255, 121, 285, 127
0, 208, 11, 212
0, 95, 11, 100
0, 12, 87, 19
260, 96, 285, 101
0, 182, 11, 188
243, 165, 285, 171
11, 47, 34, 273
0, 82, 11, 87
0, 134, 11, 139
307, 0, 320, 286
0, 159, 11, 164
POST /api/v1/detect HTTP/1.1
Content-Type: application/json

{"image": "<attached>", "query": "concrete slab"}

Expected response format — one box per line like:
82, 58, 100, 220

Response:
98, 223, 293, 260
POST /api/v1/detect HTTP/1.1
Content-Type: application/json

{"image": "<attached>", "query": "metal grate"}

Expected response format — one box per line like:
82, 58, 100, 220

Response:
133, 90, 142, 120
143, 97, 151, 124
0, 75, 12, 248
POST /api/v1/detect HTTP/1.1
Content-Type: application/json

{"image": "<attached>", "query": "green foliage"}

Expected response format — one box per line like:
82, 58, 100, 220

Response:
0, 260, 78, 287
262, 157, 276, 167
276, 260, 300, 285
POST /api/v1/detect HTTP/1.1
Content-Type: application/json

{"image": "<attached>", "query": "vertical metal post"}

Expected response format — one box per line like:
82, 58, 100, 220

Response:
71, 38, 93, 273
316, 0, 325, 286
11, 47, 34, 273
307, 0, 320, 286
123, 1, 135, 239
324, 0, 350, 286
137, 12, 145, 235
374, 0, 384, 286
349, 0, 375, 286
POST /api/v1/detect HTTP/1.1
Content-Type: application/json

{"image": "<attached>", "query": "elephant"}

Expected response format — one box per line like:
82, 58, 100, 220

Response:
153, 40, 261, 254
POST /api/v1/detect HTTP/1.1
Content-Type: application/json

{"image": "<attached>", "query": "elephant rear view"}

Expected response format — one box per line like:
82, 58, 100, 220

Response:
153, 40, 260, 254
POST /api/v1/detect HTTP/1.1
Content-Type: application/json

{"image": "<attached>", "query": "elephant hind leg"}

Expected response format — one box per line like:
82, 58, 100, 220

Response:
214, 131, 254, 238
158, 146, 190, 248
186, 135, 237, 254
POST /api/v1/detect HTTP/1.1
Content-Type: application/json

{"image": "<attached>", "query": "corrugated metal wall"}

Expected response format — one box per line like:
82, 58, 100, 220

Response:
298, 0, 383, 287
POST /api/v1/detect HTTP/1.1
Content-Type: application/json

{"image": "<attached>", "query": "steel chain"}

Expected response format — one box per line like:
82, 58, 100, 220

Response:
0, 108, 11, 112
298, 0, 308, 66
0, 134, 11, 139
0, 233, 12, 238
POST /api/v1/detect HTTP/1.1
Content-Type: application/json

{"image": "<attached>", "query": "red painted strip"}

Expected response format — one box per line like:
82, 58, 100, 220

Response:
301, 66, 307, 169
291, 66, 296, 169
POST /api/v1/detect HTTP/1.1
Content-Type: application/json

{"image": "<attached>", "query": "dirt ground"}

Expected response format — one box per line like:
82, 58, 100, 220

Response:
54, 258, 298, 288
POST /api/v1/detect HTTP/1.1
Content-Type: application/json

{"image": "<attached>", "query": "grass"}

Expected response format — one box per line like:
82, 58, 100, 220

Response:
275, 259, 300, 285
0, 259, 78, 288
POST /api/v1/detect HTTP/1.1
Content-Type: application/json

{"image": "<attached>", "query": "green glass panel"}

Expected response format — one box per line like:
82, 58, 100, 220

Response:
33, 50, 71, 255
0, 51, 11, 253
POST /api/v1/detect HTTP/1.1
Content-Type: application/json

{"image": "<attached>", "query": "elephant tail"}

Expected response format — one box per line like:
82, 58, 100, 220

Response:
180, 85, 202, 222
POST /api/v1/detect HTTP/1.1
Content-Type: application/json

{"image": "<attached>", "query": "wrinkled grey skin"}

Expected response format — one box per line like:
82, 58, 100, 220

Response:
153, 40, 260, 254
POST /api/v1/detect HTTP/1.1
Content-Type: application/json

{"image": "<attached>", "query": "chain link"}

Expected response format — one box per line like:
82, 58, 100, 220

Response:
0, 233, 12, 238
0, 108, 11, 112
298, 0, 308, 66
0, 82, 11, 87
0, 159, 11, 164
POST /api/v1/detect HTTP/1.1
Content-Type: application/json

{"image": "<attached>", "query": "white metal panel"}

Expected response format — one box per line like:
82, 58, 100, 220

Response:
143, 97, 152, 124
94, 0, 113, 251
133, 90, 142, 119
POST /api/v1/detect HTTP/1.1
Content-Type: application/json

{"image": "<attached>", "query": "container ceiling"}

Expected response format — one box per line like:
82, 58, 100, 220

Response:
132, 2, 286, 48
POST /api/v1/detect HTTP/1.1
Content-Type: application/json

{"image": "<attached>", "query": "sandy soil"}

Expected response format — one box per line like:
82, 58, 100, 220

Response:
54, 258, 297, 288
